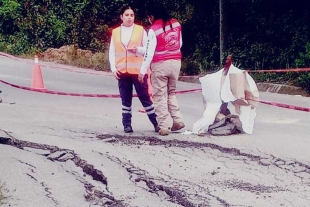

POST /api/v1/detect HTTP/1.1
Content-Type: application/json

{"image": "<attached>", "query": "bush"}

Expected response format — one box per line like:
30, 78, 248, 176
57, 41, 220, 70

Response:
295, 43, 310, 67
0, 33, 41, 55
0, 35, 6, 52
296, 72, 310, 93
181, 59, 201, 75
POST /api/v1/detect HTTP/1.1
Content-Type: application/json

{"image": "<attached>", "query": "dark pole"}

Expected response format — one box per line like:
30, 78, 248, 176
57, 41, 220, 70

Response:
219, 0, 224, 67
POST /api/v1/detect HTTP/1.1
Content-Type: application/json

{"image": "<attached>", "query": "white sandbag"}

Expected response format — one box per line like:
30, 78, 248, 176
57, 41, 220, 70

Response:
193, 64, 259, 135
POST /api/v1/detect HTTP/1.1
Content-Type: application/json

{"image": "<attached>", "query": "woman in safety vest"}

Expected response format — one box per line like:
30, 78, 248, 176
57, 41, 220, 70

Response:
109, 6, 159, 133
138, 4, 185, 136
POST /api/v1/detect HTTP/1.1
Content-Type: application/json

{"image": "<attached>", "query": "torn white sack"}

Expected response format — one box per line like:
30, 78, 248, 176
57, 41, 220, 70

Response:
192, 64, 259, 135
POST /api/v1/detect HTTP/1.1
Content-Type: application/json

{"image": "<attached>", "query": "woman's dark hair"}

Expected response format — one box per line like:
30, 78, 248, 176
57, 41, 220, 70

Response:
146, 4, 173, 32
120, 5, 134, 15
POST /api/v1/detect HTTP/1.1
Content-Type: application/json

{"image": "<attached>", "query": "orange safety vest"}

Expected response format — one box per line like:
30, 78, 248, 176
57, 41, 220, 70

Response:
112, 25, 144, 74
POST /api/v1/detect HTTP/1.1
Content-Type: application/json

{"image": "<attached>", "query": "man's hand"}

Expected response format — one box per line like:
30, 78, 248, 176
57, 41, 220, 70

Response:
138, 73, 144, 83
113, 71, 120, 80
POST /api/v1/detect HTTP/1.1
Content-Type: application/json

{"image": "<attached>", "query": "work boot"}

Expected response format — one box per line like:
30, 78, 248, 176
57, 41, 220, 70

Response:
154, 125, 160, 133
171, 122, 185, 131
124, 126, 133, 133
158, 129, 169, 136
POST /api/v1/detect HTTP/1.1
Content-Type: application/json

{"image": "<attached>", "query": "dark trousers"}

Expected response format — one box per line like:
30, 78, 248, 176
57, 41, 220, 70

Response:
118, 73, 158, 128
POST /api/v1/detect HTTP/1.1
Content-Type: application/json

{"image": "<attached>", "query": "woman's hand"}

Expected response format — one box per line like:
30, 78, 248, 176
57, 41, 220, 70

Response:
127, 46, 137, 54
138, 73, 144, 83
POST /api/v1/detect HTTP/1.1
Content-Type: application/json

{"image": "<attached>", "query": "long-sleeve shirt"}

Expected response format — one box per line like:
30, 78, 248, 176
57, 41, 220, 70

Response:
140, 29, 183, 75
109, 23, 148, 73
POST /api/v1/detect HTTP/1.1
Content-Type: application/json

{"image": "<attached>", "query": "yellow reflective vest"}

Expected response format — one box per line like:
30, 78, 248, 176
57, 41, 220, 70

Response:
112, 25, 144, 74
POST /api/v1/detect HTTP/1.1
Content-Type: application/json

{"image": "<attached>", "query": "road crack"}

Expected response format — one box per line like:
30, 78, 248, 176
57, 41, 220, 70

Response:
100, 134, 310, 182
98, 152, 230, 207
0, 131, 127, 207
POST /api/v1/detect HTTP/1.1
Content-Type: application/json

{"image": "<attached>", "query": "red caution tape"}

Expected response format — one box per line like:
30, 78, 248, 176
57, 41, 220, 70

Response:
175, 88, 202, 94
1, 78, 309, 112
3, 52, 310, 76
0, 52, 111, 76
254, 99, 310, 112
179, 68, 310, 78
0, 52, 24, 61
0, 79, 201, 98
1, 53, 309, 114
0, 79, 122, 98
173, 88, 310, 113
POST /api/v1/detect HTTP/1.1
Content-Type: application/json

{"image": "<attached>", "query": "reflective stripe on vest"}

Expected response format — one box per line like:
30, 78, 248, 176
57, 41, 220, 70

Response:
154, 22, 181, 36
151, 19, 182, 63
112, 25, 144, 74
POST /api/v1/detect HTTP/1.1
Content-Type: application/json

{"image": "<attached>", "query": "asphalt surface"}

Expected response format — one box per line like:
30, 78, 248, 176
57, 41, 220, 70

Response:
0, 55, 310, 207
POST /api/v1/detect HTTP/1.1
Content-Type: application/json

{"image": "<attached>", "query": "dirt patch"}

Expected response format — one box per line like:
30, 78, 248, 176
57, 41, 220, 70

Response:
40, 44, 109, 70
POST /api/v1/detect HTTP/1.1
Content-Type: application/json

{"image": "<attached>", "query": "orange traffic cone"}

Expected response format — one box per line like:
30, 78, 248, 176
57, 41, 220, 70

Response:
139, 69, 153, 113
31, 55, 46, 90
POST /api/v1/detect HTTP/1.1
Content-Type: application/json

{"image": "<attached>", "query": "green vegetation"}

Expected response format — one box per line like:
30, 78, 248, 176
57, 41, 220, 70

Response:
0, 0, 310, 92
252, 72, 310, 93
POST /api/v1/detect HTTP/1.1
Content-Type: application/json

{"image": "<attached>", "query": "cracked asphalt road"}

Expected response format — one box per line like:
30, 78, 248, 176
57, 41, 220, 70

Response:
1, 56, 310, 206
